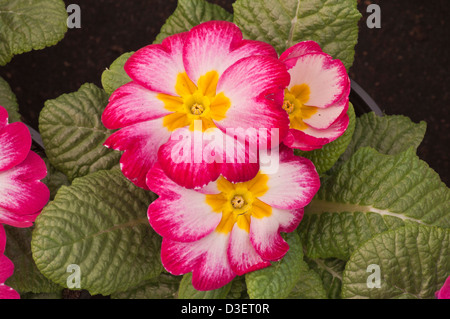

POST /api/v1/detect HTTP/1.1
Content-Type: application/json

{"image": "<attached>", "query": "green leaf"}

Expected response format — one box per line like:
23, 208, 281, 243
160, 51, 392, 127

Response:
39, 83, 121, 181
226, 276, 249, 299
342, 225, 450, 299
305, 257, 345, 299
42, 159, 70, 200
0, 75, 21, 122
111, 273, 181, 299
31, 169, 162, 296
101, 52, 133, 96
299, 147, 450, 260
0, 0, 68, 65
154, 0, 233, 44
233, 0, 361, 69
287, 267, 327, 299
4, 226, 62, 294
338, 112, 427, 164
295, 102, 355, 175
178, 272, 232, 299
246, 232, 313, 299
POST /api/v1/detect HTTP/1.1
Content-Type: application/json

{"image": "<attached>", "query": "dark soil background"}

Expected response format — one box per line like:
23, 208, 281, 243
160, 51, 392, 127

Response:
0, 0, 448, 185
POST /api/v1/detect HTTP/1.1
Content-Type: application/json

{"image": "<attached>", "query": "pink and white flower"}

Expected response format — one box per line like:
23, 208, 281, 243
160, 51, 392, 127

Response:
147, 146, 320, 290
0, 224, 19, 299
0, 106, 49, 227
102, 21, 290, 189
279, 41, 350, 151
436, 275, 450, 299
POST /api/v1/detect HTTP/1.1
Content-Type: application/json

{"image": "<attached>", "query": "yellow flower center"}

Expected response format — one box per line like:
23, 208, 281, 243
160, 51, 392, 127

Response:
190, 103, 205, 115
231, 195, 245, 209
283, 84, 318, 131
157, 71, 231, 132
205, 172, 272, 234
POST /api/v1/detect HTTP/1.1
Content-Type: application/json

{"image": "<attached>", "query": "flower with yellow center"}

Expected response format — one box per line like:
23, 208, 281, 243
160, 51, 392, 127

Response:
280, 41, 351, 151
147, 146, 320, 291
102, 21, 290, 189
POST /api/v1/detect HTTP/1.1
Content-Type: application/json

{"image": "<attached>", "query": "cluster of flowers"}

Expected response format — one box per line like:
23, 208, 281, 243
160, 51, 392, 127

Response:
0, 106, 50, 298
102, 21, 350, 290
0, 20, 449, 299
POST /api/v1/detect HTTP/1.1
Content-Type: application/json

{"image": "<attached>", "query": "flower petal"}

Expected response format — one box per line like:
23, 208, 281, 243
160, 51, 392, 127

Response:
183, 21, 278, 85
104, 118, 171, 189
303, 96, 349, 130
0, 151, 49, 227
0, 122, 31, 172
102, 82, 170, 130
280, 40, 323, 68
215, 55, 290, 148
0, 285, 20, 299
161, 232, 236, 291
436, 276, 450, 299
249, 213, 289, 261
227, 224, 270, 276
258, 147, 320, 210
157, 127, 222, 189
0, 224, 5, 255
284, 111, 349, 151
287, 52, 349, 108
0, 255, 14, 284
125, 32, 187, 95
0, 106, 8, 131
147, 165, 222, 242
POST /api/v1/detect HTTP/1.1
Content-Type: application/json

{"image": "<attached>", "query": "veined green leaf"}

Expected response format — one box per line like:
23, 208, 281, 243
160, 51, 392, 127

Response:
101, 52, 133, 96
233, 0, 361, 69
246, 232, 324, 299
0, 75, 20, 122
154, 0, 233, 44
342, 225, 450, 299
338, 112, 427, 164
4, 226, 62, 294
39, 83, 121, 181
42, 159, 70, 200
295, 102, 355, 176
300, 147, 450, 260
0, 0, 68, 65
305, 257, 345, 299
111, 273, 181, 299
31, 169, 162, 296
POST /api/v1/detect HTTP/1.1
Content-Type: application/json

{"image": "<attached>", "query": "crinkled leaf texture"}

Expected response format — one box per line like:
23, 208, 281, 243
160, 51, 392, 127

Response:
4, 226, 62, 294
233, 0, 361, 69
246, 232, 326, 299
0, 0, 68, 65
31, 169, 162, 296
305, 257, 345, 299
295, 102, 355, 176
300, 147, 450, 260
101, 52, 134, 96
154, 0, 233, 44
0, 75, 21, 122
342, 225, 450, 299
39, 83, 121, 181
42, 159, 70, 200
111, 273, 181, 299
338, 112, 427, 164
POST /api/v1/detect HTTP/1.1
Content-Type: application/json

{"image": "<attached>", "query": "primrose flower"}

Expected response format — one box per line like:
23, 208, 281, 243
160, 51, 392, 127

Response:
0, 106, 49, 227
147, 146, 320, 290
279, 41, 350, 151
102, 21, 290, 189
436, 276, 450, 299
0, 225, 19, 299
